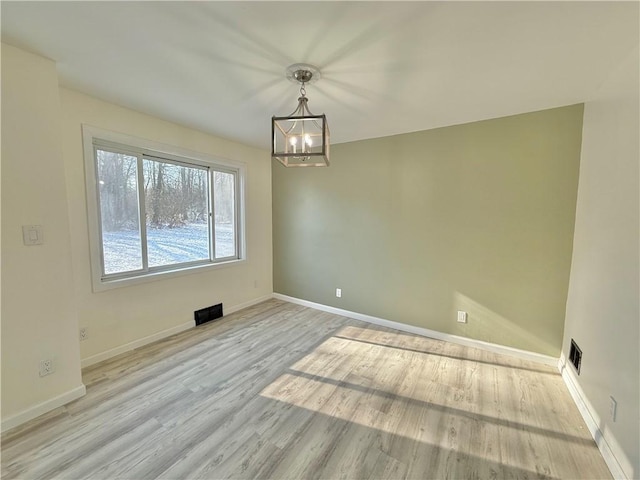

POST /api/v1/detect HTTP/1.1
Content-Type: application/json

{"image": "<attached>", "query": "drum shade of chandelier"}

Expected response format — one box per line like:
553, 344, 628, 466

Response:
272, 64, 330, 167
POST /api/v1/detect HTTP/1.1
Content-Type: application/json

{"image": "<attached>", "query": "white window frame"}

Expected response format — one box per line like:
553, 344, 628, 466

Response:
83, 125, 246, 292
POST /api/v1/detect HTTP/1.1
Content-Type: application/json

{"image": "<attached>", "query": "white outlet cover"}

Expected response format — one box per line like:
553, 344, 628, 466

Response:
457, 311, 467, 323
39, 359, 55, 377
336, 288, 342, 298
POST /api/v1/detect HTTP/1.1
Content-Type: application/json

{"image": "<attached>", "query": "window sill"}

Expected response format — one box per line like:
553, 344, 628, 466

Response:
92, 258, 246, 293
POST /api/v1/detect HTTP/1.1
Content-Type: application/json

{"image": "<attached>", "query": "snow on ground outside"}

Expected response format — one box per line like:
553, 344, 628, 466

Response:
102, 223, 234, 275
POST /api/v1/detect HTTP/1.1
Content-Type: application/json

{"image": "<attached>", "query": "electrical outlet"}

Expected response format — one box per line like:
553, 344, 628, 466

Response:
39, 358, 55, 377
457, 311, 467, 323
336, 288, 342, 298
609, 396, 617, 422
79, 328, 88, 341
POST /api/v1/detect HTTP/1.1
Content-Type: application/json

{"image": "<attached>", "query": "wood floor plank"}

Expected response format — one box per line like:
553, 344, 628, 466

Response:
1, 299, 611, 479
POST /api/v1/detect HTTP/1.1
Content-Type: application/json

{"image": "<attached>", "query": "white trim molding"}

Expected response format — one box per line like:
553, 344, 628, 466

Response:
81, 294, 273, 368
272, 293, 558, 366
1, 384, 86, 433
81, 321, 195, 368
558, 353, 632, 479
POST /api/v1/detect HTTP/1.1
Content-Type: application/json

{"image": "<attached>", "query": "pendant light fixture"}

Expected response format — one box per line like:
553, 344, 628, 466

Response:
272, 64, 330, 167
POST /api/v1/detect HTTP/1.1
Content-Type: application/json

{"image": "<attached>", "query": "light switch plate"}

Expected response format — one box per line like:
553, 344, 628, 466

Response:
22, 225, 43, 245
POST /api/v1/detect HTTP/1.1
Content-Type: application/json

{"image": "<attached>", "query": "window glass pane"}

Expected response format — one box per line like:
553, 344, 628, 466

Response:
214, 171, 236, 259
96, 149, 142, 275
143, 158, 210, 267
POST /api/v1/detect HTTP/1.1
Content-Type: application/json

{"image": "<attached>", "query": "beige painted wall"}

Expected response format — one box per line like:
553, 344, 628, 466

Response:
59, 88, 273, 363
273, 105, 584, 357
1, 43, 272, 427
563, 46, 639, 478
1, 44, 83, 418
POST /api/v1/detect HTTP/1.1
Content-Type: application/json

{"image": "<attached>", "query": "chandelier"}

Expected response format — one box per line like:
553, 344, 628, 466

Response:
272, 64, 330, 167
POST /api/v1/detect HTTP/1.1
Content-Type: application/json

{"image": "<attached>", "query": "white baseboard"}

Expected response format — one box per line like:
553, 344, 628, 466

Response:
81, 320, 194, 368
1, 384, 86, 433
272, 293, 558, 366
558, 354, 631, 479
225, 294, 273, 315
82, 294, 273, 368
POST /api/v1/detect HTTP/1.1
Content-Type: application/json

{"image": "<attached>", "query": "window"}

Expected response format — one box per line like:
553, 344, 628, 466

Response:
83, 126, 244, 289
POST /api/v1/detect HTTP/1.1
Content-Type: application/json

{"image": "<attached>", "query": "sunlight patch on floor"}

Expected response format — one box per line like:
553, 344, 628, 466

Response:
259, 328, 589, 477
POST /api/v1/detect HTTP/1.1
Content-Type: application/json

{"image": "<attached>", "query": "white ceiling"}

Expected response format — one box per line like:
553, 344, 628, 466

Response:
2, 1, 638, 149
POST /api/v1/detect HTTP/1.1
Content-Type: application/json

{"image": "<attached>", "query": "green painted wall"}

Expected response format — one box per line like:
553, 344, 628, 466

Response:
273, 105, 583, 357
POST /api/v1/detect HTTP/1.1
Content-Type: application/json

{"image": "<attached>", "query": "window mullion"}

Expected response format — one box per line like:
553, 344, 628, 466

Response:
94, 145, 108, 277
137, 155, 149, 271
234, 171, 240, 259
209, 168, 215, 260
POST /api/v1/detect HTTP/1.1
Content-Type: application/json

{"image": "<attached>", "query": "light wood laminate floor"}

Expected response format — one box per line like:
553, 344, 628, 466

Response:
2, 299, 610, 479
